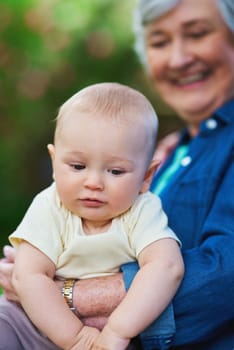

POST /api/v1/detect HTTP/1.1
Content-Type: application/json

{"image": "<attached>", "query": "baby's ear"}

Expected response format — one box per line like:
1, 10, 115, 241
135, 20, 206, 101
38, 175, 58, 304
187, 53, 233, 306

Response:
47, 144, 55, 161
140, 159, 160, 193
47, 144, 55, 180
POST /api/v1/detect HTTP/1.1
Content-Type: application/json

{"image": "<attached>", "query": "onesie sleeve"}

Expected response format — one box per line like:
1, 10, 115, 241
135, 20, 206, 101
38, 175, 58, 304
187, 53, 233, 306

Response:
125, 192, 181, 257
9, 184, 64, 265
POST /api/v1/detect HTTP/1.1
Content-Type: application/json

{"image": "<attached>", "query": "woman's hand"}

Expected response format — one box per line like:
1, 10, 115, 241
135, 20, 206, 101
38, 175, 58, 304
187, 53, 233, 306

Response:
0, 245, 18, 301
154, 131, 179, 164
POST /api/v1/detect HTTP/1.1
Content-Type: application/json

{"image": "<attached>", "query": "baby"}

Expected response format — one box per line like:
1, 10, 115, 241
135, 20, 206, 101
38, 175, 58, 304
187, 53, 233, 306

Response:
9, 83, 184, 350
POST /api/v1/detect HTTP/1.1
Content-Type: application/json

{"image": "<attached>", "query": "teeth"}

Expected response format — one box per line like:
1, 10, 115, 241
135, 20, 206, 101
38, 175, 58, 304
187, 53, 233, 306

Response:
177, 73, 204, 85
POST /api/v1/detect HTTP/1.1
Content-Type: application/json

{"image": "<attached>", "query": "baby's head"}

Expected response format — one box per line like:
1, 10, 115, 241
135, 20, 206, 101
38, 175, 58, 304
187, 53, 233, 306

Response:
55, 82, 158, 163
48, 83, 159, 225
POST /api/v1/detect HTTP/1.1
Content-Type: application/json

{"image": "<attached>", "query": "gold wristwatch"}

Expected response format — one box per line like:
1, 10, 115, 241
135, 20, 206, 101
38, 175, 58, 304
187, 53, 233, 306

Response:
62, 279, 78, 314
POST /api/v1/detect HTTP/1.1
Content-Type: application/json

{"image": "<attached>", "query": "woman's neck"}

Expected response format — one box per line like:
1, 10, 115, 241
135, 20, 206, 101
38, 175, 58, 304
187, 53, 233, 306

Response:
187, 124, 200, 137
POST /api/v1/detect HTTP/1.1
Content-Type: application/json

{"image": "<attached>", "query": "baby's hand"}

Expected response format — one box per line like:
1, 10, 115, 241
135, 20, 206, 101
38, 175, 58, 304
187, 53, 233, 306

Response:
69, 326, 100, 350
91, 324, 130, 350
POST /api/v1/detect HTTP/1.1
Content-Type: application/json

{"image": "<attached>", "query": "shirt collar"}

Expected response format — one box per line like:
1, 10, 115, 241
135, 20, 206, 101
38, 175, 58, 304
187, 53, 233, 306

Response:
213, 98, 234, 124
179, 98, 234, 143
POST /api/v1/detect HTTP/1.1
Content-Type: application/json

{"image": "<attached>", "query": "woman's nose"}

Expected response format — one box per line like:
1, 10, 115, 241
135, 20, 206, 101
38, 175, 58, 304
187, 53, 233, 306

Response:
84, 172, 104, 190
168, 39, 193, 69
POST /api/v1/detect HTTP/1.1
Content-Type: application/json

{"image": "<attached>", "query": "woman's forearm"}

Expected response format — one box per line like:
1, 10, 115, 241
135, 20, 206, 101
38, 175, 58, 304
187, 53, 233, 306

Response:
72, 273, 126, 318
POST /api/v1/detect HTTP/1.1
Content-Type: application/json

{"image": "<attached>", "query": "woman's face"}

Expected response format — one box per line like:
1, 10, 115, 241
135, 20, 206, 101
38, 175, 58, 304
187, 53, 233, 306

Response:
145, 0, 234, 134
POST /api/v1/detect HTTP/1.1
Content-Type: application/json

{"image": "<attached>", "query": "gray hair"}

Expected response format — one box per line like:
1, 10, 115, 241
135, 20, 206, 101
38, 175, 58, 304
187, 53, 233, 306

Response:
134, 0, 234, 66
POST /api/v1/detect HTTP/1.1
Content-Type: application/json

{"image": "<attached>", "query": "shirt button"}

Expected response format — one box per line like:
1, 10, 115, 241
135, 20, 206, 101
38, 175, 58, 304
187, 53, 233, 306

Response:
181, 156, 192, 167
206, 118, 217, 129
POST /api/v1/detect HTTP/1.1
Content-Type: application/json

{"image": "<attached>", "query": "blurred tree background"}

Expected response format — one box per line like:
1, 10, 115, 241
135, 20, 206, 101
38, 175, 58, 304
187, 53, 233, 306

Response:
0, 0, 183, 253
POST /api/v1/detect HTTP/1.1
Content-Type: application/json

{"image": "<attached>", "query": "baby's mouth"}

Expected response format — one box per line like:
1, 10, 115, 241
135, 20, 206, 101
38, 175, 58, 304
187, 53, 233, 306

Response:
80, 198, 105, 207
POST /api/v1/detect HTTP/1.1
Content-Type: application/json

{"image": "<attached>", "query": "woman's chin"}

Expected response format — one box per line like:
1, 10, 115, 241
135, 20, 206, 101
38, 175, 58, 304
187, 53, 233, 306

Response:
166, 94, 218, 121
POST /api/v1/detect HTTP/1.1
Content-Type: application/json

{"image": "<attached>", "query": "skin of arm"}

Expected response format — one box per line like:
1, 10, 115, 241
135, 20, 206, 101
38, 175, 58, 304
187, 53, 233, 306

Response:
0, 245, 123, 330
0, 239, 183, 348
12, 242, 100, 350
71, 273, 126, 331
92, 238, 184, 350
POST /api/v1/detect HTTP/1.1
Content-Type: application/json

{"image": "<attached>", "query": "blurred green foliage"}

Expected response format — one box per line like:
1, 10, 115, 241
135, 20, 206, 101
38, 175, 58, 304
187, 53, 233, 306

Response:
0, 0, 182, 253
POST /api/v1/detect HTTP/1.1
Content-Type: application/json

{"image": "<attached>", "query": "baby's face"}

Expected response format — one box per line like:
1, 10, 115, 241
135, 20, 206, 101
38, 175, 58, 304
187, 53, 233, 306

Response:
50, 112, 151, 230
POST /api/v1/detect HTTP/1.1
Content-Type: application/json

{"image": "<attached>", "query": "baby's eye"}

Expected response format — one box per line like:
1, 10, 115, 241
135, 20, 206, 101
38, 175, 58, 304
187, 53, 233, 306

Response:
70, 164, 85, 171
108, 169, 125, 176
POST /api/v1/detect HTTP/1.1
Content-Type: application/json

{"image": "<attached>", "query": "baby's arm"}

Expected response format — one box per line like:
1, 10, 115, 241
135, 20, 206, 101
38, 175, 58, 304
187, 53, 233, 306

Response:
12, 242, 99, 350
93, 238, 184, 350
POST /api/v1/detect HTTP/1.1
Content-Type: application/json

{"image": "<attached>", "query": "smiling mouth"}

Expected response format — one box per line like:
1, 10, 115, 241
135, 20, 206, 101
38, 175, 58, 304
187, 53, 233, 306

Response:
172, 72, 210, 86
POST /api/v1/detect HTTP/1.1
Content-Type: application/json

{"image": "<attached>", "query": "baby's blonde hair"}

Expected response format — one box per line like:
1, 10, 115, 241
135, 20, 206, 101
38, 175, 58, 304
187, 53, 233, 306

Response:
55, 82, 158, 161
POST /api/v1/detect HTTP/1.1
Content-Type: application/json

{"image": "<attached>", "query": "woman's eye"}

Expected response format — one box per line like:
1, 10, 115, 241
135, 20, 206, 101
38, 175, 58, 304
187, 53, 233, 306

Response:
148, 39, 168, 49
189, 30, 208, 39
71, 164, 85, 171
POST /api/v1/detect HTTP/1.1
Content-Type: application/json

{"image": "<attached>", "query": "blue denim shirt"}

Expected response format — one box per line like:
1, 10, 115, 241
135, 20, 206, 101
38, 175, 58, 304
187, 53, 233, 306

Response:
122, 99, 234, 349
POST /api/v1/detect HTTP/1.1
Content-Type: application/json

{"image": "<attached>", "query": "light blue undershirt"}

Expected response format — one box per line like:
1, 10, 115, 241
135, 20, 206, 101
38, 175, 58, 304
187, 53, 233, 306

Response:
151, 145, 189, 196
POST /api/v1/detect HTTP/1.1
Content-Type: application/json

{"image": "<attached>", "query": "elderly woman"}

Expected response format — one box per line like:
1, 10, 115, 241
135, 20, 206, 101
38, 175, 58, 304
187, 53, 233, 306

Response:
1, 0, 234, 349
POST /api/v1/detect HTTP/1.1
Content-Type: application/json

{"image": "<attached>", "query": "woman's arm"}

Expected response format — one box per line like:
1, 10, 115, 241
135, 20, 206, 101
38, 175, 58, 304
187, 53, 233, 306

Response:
72, 274, 126, 319
70, 273, 126, 331
172, 155, 234, 345
123, 157, 234, 347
